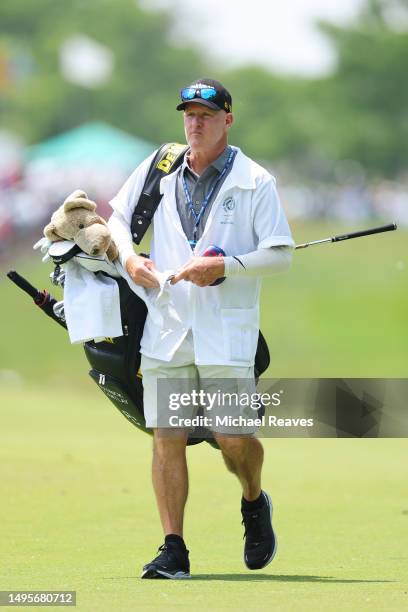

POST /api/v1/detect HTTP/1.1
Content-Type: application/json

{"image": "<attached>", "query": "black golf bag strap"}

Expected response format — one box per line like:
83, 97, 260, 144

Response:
131, 142, 189, 245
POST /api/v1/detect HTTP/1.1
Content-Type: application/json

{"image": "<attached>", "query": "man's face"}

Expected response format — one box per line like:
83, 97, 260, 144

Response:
183, 103, 233, 152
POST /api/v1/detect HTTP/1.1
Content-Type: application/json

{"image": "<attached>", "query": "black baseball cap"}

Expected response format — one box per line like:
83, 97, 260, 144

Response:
177, 78, 232, 112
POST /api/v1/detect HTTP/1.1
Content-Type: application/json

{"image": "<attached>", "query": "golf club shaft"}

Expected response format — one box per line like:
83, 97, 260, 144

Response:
295, 223, 397, 250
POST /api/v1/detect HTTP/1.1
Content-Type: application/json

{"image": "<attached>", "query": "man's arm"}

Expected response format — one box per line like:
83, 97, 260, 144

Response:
224, 246, 292, 276
108, 211, 159, 288
108, 151, 160, 288
170, 246, 292, 286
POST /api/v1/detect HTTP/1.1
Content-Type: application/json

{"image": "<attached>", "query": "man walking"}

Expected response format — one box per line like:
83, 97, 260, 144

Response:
108, 78, 294, 578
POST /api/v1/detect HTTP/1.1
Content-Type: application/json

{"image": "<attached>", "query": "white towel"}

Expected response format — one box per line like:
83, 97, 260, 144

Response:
64, 260, 123, 344
114, 261, 178, 326
63, 257, 176, 344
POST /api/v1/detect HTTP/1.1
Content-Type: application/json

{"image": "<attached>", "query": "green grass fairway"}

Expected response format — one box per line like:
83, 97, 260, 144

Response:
0, 388, 407, 611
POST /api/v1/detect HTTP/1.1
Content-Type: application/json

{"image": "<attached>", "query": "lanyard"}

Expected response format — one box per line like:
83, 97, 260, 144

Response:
182, 148, 236, 248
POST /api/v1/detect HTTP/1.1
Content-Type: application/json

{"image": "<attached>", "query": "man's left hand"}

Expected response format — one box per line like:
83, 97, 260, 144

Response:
171, 256, 225, 287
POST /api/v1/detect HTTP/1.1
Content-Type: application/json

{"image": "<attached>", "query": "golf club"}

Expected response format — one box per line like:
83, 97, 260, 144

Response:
295, 222, 397, 249
7, 270, 67, 329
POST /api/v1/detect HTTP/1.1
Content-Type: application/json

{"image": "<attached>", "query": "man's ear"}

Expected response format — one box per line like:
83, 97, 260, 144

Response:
63, 189, 97, 213
44, 222, 61, 241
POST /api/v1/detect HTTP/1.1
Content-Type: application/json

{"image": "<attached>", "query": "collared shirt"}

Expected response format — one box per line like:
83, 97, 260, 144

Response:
175, 145, 234, 245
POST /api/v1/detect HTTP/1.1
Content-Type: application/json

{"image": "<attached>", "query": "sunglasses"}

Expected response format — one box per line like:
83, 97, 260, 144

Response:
180, 87, 217, 102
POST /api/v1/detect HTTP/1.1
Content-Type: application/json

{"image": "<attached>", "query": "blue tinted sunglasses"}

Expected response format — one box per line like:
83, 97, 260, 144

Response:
180, 87, 217, 102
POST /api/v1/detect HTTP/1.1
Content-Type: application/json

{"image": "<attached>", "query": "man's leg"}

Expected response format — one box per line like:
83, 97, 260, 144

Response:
140, 351, 196, 579
141, 432, 191, 579
215, 434, 264, 501
215, 433, 276, 571
152, 429, 189, 536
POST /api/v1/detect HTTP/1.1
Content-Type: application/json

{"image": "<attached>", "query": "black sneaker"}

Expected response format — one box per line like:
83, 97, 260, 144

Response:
141, 543, 190, 579
241, 491, 277, 570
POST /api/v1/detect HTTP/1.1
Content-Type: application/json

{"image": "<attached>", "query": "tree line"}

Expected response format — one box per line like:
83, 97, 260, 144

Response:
0, 0, 407, 179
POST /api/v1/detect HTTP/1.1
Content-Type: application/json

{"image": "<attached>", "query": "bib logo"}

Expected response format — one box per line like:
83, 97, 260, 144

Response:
220, 197, 235, 225
222, 197, 235, 212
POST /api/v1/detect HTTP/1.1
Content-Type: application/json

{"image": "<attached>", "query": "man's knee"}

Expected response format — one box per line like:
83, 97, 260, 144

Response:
215, 434, 252, 459
216, 435, 263, 461
153, 428, 188, 461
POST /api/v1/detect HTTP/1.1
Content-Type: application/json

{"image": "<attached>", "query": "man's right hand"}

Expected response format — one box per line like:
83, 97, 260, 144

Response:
125, 255, 160, 288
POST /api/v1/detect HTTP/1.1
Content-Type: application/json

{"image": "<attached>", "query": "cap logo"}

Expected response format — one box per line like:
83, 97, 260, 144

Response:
192, 82, 215, 90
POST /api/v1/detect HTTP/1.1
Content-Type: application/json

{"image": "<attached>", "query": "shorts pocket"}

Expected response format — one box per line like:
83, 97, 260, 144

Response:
221, 307, 258, 363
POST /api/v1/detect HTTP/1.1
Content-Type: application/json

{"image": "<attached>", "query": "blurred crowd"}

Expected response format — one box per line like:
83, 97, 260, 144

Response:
279, 180, 408, 225
1, 127, 407, 262
0, 160, 124, 259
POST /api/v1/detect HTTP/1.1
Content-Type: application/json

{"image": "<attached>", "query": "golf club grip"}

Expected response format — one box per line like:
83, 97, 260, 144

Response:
332, 223, 397, 242
7, 270, 40, 300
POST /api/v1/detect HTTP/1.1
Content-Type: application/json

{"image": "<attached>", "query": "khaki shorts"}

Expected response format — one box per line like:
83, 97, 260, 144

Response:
141, 352, 259, 435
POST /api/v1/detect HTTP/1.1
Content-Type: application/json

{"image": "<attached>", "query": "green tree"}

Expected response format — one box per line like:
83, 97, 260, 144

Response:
222, 0, 408, 178
0, 0, 206, 144
314, 0, 408, 176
